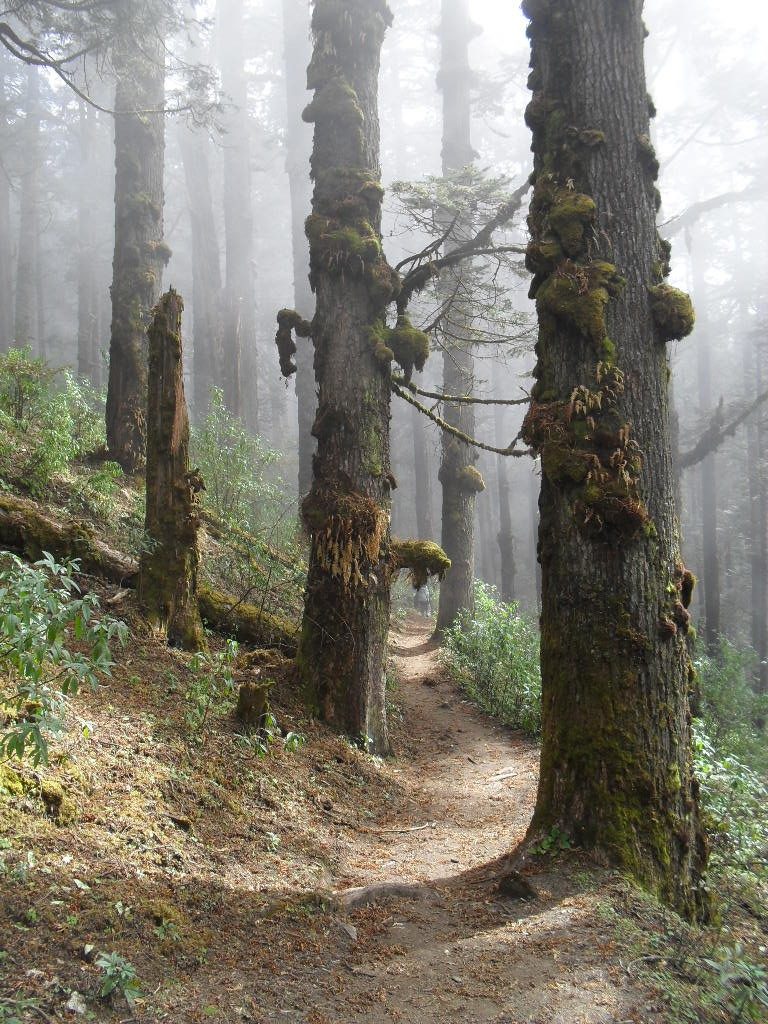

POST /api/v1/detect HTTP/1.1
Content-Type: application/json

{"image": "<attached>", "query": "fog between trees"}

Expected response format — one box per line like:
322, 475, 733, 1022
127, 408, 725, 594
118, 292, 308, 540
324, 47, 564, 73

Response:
0, 0, 765, 663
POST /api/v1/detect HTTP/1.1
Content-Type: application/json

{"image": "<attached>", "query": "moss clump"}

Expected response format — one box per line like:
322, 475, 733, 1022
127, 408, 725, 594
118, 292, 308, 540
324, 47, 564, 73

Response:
525, 238, 563, 276
391, 539, 451, 587
302, 78, 363, 126
301, 489, 388, 590
275, 309, 312, 378
680, 569, 696, 609
578, 128, 605, 147
0, 765, 24, 798
648, 284, 695, 342
457, 465, 486, 493
548, 191, 596, 256
368, 320, 394, 366
387, 315, 429, 379
537, 260, 624, 349
636, 133, 660, 179
365, 260, 401, 306
40, 779, 77, 825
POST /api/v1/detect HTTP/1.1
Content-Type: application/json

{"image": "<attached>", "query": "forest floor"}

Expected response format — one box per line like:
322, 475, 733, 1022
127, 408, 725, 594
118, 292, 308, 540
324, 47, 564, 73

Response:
0, 610, 740, 1024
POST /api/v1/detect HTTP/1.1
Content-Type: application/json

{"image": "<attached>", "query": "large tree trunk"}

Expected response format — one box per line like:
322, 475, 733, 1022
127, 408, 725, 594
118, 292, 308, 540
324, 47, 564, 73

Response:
14, 66, 41, 353
219, 0, 256, 426
521, 0, 707, 918
297, 0, 398, 753
105, 37, 167, 473
434, 0, 483, 634
282, 0, 316, 499
138, 290, 205, 651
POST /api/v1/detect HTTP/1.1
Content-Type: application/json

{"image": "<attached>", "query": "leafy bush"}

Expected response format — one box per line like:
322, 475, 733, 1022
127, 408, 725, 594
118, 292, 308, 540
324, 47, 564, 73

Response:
442, 581, 541, 736
0, 348, 106, 497
191, 388, 281, 530
695, 638, 768, 768
0, 551, 127, 764
184, 639, 238, 737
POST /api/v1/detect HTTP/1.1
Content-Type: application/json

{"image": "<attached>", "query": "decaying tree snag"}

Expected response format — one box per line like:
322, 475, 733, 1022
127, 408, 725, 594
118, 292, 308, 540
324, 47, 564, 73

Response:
521, 0, 707, 919
138, 290, 205, 651
198, 587, 298, 656
0, 493, 138, 584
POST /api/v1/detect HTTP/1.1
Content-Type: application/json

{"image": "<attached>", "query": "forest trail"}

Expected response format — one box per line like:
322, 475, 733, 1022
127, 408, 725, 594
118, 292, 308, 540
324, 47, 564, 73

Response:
248, 617, 657, 1024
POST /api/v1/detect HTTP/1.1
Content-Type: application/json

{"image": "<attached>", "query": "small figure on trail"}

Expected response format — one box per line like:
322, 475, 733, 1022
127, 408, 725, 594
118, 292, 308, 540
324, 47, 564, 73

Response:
413, 583, 432, 618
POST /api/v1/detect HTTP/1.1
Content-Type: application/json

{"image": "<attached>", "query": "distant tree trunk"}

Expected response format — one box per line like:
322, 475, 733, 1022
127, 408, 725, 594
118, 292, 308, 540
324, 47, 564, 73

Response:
297, 0, 398, 753
529, 461, 541, 608
14, 66, 41, 352
219, 0, 256, 425
745, 331, 768, 695
0, 54, 13, 353
179, 123, 222, 419
690, 237, 720, 648
521, 0, 707, 918
282, 0, 316, 498
494, 402, 515, 602
77, 102, 99, 383
435, 0, 483, 634
138, 289, 205, 651
412, 402, 436, 540
105, 39, 167, 473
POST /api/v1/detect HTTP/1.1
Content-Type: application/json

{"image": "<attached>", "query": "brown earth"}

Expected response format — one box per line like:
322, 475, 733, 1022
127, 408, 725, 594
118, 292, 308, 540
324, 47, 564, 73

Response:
0, 608, 688, 1023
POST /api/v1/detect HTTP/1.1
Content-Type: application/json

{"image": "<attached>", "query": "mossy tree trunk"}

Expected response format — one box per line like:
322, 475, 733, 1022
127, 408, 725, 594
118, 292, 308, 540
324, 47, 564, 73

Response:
521, 0, 707, 918
138, 289, 205, 651
297, 0, 398, 754
434, 0, 483, 635
77, 101, 100, 385
106, 35, 167, 473
282, 0, 316, 500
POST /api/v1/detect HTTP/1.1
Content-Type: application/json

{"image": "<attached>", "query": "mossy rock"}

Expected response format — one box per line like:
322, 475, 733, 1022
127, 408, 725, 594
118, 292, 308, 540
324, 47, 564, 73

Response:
648, 284, 695, 342
391, 539, 451, 588
0, 764, 25, 798
40, 779, 77, 825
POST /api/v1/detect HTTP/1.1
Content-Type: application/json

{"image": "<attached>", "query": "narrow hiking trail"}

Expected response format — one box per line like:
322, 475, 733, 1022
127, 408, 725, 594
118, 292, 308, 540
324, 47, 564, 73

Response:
244, 617, 659, 1024
336, 614, 539, 889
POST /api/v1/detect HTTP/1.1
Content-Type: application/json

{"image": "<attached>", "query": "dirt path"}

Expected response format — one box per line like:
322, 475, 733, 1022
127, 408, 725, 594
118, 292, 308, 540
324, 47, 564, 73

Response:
244, 617, 657, 1024
336, 614, 539, 888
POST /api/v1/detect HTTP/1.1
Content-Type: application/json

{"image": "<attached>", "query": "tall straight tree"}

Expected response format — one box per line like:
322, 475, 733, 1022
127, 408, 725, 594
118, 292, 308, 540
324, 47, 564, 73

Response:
291, 0, 400, 753
218, 0, 256, 425
105, 28, 167, 473
434, 0, 484, 634
77, 101, 99, 384
0, 51, 13, 353
14, 65, 41, 353
520, 0, 707, 917
282, 0, 316, 499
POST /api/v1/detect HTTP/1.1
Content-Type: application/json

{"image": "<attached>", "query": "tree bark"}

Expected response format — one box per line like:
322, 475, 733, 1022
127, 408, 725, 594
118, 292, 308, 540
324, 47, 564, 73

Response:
282, 0, 316, 499
434, 0, 482, 634
138, 290, 205, 650
521, 0, 707, 918
105, 35, 167, 473
744, 331, 768, 696
219, 0, 256, 425
297, 0, 398, 753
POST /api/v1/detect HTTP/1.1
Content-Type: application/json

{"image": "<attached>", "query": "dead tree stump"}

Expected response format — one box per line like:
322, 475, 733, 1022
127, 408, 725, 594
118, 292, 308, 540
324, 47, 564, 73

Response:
138, 289, 206, 650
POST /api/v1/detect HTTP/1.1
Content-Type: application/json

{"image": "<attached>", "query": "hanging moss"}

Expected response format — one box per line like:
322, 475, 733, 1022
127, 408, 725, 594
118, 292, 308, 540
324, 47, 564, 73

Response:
368, 320, 394, 366
301, 488, 388, 590
648, 284, 695, 342
679, 568, 696, 609
457, 465, 486, 492
276, 308, 313, 377
365, 260, 401, 306
388, 315, 429, 378
391, 539, 451, 587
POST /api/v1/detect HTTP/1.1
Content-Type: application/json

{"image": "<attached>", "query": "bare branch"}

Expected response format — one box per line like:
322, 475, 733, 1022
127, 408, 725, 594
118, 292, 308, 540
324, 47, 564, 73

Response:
660, 183, 766, 239
391, 380, 531, 458
679, 386, 768, 470
392, 375, 529, 406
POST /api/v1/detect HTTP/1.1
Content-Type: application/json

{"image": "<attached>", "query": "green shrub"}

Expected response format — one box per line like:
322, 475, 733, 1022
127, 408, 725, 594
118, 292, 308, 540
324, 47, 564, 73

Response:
0, 551, 127, 765
442, 581, 541, 736
695, 638, 768, 767
0, 348, 106, 497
